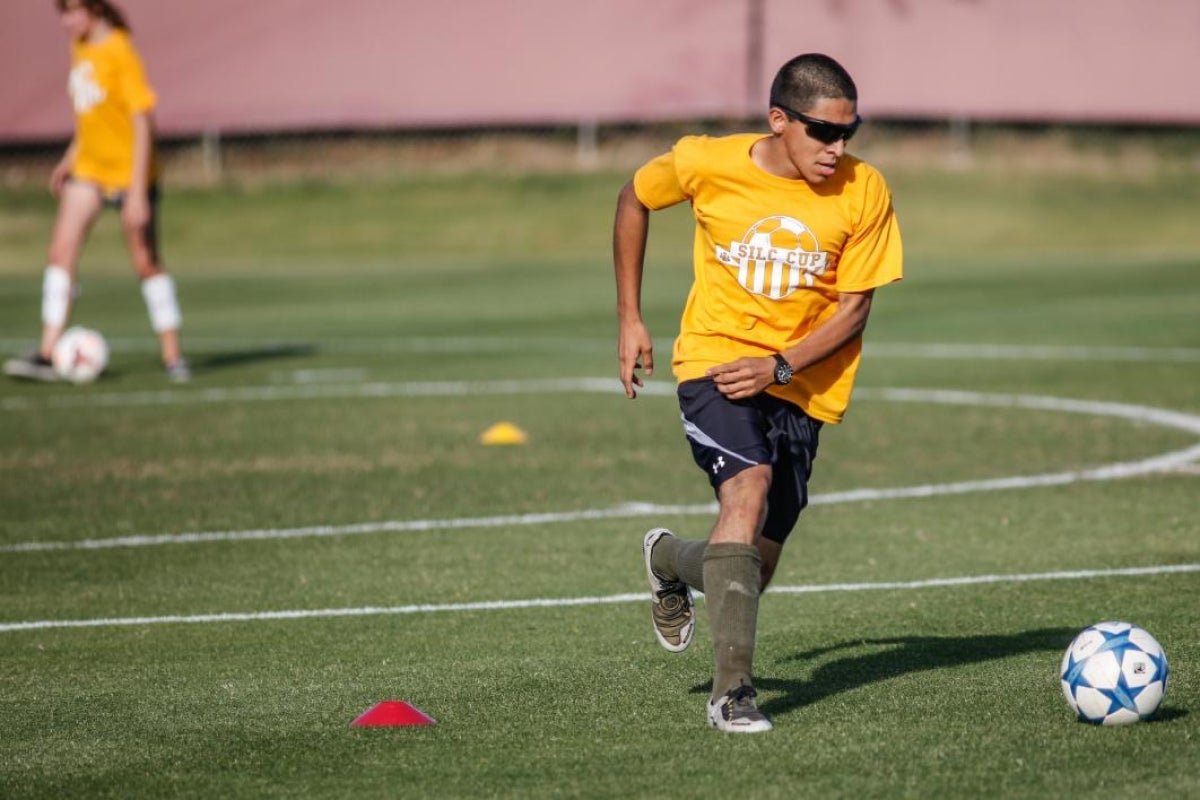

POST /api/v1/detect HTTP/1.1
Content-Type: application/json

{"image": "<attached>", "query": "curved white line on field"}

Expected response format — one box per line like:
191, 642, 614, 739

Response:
1, 386, 1197, 554
868, 343, 1200, 363
1, 563, 1197, 633
862, 388, 1200, 434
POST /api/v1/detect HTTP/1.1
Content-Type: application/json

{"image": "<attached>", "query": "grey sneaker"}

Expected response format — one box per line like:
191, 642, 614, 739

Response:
643, 528, 694, 652
165, 358, 191, 383
4, 352, 58, 382
707, 685, 773, 733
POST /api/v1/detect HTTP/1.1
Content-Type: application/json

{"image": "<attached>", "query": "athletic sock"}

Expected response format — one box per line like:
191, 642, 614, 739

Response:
652, 536, 707, 592
41, 265, 72, 328
141, 273, 182, 333
703, 542, 761, 699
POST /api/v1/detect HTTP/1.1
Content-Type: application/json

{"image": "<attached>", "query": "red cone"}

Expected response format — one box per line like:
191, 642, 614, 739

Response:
350, 700, 436, 727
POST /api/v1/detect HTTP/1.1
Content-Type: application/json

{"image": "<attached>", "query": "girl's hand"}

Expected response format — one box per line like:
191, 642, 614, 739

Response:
49, 161, 71, 198
122, 190, 150, 230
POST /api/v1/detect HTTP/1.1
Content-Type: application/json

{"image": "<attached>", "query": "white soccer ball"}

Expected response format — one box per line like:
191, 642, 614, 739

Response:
51, 326, 109, 384
1060, 621, 1168, 725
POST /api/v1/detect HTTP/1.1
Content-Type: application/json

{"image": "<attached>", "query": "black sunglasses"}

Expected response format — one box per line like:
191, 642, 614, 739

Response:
772, 102, 862, 144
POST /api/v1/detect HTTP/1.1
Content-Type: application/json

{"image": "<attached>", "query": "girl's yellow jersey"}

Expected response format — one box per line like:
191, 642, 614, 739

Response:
634, 133, 903, 424
68, 29, 158, 191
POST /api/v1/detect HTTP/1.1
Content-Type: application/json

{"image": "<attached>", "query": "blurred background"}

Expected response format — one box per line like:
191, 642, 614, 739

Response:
2, 0, 1199, 183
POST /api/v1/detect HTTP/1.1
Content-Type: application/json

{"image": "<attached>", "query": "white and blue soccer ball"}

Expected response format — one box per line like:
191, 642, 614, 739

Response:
51, 326, 109, 384
1060, 621, 1169, 725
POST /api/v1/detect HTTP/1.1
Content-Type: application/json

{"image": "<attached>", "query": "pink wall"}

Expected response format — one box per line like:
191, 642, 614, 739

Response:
777, 0, 1200, 123
2, 0, 1197, 142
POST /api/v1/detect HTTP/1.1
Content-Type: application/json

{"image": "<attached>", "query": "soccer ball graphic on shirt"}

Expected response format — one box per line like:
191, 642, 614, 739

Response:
727, 215, 828, 297
51, 326, 109, 384
1060, 621, 1168, 725
748, 215, 821, 256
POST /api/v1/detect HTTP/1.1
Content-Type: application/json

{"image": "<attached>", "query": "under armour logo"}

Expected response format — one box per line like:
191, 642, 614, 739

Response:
712, 456, 725, 474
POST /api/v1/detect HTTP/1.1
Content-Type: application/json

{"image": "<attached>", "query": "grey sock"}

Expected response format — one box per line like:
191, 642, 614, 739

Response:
651, 535, 708, 592
703, 542, 761, 699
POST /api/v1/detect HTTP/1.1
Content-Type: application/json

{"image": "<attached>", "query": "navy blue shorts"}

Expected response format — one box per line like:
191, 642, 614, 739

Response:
677, 377, 822, 544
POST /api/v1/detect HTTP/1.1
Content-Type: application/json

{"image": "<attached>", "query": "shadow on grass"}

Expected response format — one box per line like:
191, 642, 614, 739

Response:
1147, 707, 1189, 723
691, 627, 1080, 717
192, 342, 317, 371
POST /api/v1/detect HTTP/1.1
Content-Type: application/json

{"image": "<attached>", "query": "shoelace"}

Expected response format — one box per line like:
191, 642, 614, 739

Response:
725, 685, 760, 716
731, 685, 756, 701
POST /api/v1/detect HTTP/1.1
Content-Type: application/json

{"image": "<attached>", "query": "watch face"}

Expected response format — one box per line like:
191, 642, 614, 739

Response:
774, 359, 793, 385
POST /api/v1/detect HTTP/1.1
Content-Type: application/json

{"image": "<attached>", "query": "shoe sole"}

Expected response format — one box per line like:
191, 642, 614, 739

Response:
4, 361, 59, 382
706, 715, 774, 733
643, 527, 694, 653
706, 703, 774, 733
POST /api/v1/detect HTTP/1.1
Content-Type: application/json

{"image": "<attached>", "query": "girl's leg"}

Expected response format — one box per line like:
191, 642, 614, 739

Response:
123, 188, 184, 370
40, 180, 104, 358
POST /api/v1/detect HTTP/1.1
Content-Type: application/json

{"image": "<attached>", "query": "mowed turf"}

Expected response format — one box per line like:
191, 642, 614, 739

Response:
1, 150, 1198, 799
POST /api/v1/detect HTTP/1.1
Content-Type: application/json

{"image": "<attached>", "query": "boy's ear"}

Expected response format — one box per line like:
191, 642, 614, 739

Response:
767, 107, 788, 135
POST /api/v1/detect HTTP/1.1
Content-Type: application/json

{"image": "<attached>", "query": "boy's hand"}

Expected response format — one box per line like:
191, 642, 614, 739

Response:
706, 357, 774, 399
618, 319, 654, 399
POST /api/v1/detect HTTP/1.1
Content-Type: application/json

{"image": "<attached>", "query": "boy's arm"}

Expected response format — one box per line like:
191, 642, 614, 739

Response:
707, 289, 875, 400
613, 180, 654, 399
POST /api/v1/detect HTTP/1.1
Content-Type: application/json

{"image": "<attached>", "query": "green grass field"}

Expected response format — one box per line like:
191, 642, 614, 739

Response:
1, 149, 1198, 798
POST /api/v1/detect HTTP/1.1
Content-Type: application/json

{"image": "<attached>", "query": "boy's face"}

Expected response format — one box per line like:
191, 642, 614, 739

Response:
770, 97, 858, 184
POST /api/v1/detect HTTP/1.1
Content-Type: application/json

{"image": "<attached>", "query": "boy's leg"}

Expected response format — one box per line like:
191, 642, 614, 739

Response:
655, 377, 771, 596
703, 465, 773, 732
650, 534, 707, 590
705, 464, 769, 697
654, 529, 782, 592
757, 538, 784, 589
643, 528, 696, 652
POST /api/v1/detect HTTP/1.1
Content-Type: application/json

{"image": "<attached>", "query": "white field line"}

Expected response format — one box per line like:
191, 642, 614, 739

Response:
3, 387, 1198, 554
2, 337, 1198, 362
5, 445, 1199, 553
4, 376, 1200, 422
0, 377, 626, 412
2, 563, 1197, 633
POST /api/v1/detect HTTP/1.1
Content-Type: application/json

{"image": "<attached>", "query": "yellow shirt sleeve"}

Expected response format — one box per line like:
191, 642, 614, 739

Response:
632, 145, 691, 211
116, 36, 157, 114
836, 166, 903, 293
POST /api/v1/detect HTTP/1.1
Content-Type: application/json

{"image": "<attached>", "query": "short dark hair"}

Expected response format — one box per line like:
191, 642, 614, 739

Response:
769, 54, 857, 114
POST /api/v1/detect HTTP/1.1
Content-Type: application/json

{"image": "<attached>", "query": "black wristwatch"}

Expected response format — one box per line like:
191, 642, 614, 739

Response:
772, 354, 793, 385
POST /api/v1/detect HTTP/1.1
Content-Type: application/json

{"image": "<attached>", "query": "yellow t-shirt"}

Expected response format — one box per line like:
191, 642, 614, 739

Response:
633, 133, 903, 424
68, 29, 158, 191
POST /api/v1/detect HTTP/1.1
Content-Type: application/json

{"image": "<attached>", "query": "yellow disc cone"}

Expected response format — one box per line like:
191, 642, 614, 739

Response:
480, 421, 528, 445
